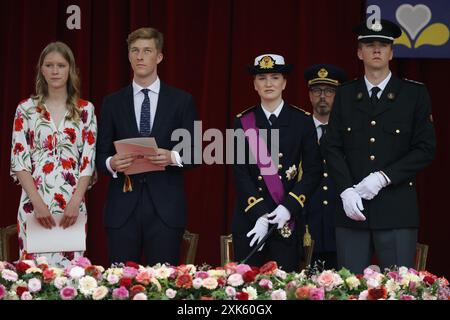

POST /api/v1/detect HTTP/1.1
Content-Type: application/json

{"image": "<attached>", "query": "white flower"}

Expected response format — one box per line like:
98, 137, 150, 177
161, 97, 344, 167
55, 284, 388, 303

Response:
227, 273, 244, 287
225, 286, 236, 297
92, 286, 109, 300
345, 276, 360, 290
107, 274, 119, 285
422, 292, 437, 300
2, 269, 18, 282
243, 286, 257, 300
385, 279, 400, 294
25, 267, 42, 274
155, 267, 172, 279
133, 293, 148, 300
36, 256, 48, 266
271, 289, 287, 300
20, 291, 33, 300
358, 290, 368, 300
208, 269, 226, 278
54, 277, 68, 290
78, 276, 98, 296
27, 278, 42, 293
69, 266, 85, 279
366, 277, 380, 289
202, 277, 218, 290
165, 288, 177, 299
193, 278, 203, 289
275, 269, 287, 280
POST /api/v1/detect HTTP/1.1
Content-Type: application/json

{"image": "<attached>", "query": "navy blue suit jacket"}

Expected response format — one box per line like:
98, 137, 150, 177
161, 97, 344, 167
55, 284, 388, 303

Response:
96, 82, 198, 229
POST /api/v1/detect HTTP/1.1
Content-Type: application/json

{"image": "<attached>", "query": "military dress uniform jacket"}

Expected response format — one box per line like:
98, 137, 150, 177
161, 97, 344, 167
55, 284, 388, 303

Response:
232, 104, 322, 235
303, 161, 338, 252
323, 76, 436, 229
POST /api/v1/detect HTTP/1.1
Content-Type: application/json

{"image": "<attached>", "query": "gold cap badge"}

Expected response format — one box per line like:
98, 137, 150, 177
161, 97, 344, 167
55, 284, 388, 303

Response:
259, 56, 275, 69
317, 68, 328, 78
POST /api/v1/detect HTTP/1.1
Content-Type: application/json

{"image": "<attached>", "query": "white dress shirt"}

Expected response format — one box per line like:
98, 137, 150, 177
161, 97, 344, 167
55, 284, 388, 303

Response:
261, 100, 284, 125
313, 116, 327, 140
106, 78, 182, 178
364, 71, 392, 99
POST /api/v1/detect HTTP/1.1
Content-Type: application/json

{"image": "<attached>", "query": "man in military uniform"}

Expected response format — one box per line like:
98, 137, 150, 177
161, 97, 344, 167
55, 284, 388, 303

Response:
232, 53, 322, 272
323, 19, 436, 273
302, 64, 347, 270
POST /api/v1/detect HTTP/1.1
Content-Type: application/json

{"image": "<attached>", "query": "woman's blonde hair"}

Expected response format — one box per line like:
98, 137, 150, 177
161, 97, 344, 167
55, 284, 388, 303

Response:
33, 41, 81, 120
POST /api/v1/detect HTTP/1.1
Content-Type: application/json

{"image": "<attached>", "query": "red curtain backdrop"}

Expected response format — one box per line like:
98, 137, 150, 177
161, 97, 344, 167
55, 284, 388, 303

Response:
1, 0, 449, 277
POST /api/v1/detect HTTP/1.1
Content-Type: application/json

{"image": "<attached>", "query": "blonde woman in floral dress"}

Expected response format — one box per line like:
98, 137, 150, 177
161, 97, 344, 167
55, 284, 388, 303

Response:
10, 42, 97, 267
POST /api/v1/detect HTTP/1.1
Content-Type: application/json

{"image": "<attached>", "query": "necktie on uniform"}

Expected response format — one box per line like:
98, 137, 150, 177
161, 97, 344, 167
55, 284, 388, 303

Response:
319, 124, 328, 143
371, 86, 381, 105
140, 89, 151, 136
269, 114, 278, 128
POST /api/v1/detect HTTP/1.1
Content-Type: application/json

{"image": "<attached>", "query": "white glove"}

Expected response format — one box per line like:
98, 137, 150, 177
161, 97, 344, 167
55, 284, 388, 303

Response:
340, 188, 366, 221
267, 205, 291, 229
354, 172, 389, 200
246, 216, 269, 251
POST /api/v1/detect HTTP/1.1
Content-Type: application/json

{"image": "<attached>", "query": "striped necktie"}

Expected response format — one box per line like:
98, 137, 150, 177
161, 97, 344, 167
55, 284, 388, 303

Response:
140, 89, 151, 136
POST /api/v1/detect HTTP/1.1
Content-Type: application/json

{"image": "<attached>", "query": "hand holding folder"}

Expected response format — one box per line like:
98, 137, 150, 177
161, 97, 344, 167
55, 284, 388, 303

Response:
114, 137, 165, 175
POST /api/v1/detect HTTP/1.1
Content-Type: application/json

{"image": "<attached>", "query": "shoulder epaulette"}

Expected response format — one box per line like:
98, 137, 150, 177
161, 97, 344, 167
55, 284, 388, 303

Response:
403, 78, 424, 85
236, 105, 257, 118
290, 105, 311, 116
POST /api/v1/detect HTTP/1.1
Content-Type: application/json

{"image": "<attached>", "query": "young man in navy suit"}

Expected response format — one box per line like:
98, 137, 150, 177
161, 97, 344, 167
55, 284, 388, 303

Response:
96, 27, 198, 266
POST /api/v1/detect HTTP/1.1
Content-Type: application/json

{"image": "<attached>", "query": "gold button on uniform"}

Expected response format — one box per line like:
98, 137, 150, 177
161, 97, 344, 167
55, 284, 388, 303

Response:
371, 120, 376, 126
409, 182, 413, 186
347, 127, 351, 132
323, 172, 328, 178
370, 138, 375, 143
258, 176, 263, 181
278, 164, 283, 170
258, 187, 263, 192
278, 153, 283, 158
323, 186, 328, 191
323, 200, 328, 205
395, 129, 400, 134
370, 155, 375, 161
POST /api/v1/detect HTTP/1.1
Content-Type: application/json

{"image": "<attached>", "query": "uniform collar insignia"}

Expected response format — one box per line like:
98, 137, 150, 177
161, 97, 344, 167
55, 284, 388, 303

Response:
387, 92, 395, 100
356, 92, 363, 100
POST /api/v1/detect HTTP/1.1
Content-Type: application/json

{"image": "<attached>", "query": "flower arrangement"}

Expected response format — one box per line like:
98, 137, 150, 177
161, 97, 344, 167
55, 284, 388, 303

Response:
0, 257, 449, 300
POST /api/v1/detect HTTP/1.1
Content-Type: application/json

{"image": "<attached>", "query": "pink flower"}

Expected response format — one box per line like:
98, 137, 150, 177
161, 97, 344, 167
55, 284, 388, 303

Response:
225, 286, 236, 297
123, 267, 138, 279
309, 287, 325, 300
1, 269, 18, 282
21, 291, 33, 300
28, 278, 42, 293
135, 270, 151, 285
133, 293, 147, 300
236, 264, 252, 275
295, 286, 312, 300
387, 271, 399, 281
60, 286, 77, 300
165, 288, 177, 299
258, 278, 273, 290
72, 256, 92, 268
317, 270, 342, 291
112, 286, 129, 300
227, 273, 244, 287
400, 294, 415, 300
195, 271, 209, 279
271, 289, 287, 300
0, 284, 6, 299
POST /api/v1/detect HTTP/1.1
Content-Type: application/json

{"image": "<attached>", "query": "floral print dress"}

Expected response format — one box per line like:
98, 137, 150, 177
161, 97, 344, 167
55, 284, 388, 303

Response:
10, 98, 97, 267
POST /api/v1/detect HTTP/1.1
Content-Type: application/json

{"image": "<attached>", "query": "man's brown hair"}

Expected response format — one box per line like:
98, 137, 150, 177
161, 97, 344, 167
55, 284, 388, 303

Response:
127, 27, 164, 51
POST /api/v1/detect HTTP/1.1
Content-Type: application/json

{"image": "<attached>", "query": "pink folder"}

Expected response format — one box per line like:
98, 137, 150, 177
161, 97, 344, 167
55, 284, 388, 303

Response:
113, 137, 165, 175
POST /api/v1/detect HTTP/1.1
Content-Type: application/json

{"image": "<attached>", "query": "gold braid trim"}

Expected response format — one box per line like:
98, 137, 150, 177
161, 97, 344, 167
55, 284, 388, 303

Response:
288, 193, 306, 208
303, 225, 312, 247
244, 196, 264, 213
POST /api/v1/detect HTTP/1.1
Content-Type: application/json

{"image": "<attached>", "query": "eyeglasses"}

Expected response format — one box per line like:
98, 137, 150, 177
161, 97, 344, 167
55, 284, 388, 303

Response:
310, 87, 336, 97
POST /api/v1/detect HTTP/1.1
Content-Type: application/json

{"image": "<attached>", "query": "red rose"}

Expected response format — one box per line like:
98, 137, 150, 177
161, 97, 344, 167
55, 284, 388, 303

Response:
16, 261, 32, 273
236, 292, 249, 300
43, 268, 56, 282
85, 266, 102, 280
217, 277, 226, 286
64, 128, 77, 144
125, 261, 140, 269
175, 274, 193, 289
16, 286, 28, 297
251, 266, 260, 274
243, 270, 257, 283
368, 286, 388, 300
260, 261, 278, 275
119, 277, 133, 288
54, 193, 67, 209
14, 116, 24, 131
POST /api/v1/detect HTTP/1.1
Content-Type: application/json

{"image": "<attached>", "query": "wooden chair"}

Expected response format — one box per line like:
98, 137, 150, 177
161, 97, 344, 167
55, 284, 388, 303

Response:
415, 243, 429, 271
220, 234, 234, 265
0, 224, 19, 262
180, 230, 199, 265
